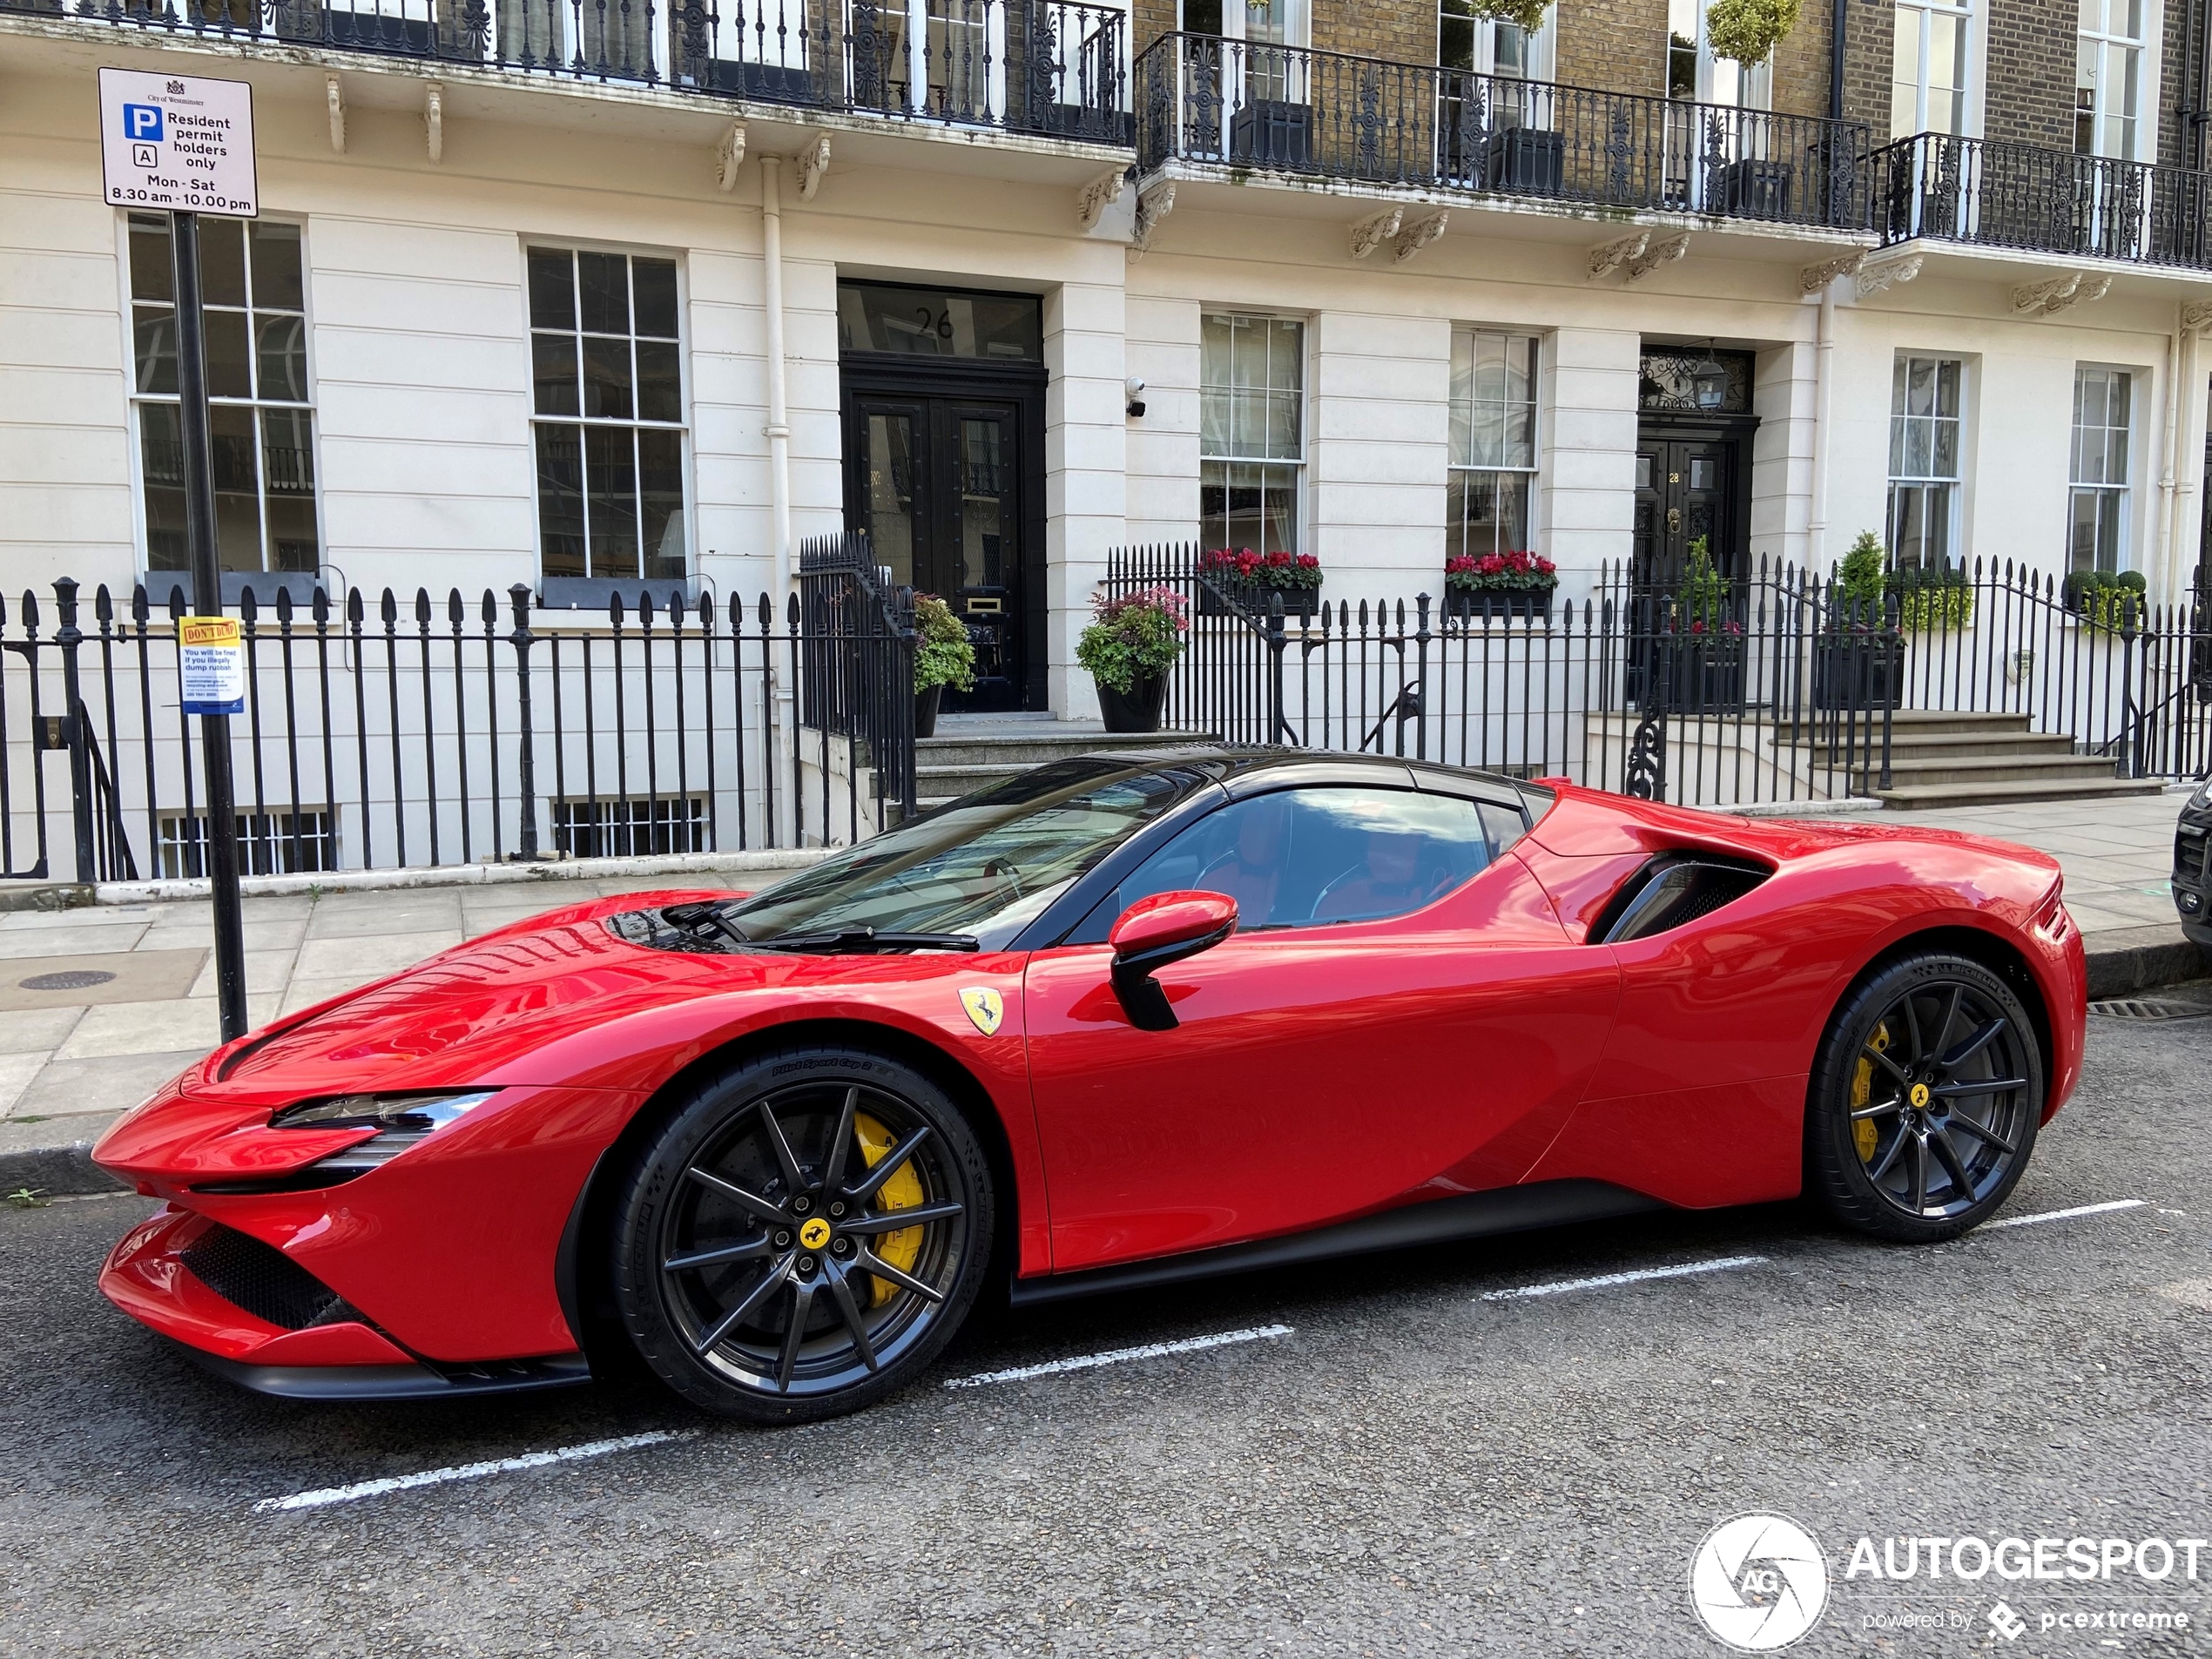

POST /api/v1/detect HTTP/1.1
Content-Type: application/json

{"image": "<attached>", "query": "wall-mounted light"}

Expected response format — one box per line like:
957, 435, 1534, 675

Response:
1691, 343, 1729, 412
1125, 376, 1147, 419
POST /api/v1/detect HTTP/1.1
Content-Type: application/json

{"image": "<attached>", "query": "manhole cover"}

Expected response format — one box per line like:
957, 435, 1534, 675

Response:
2088, 997, 2212, 1022
17, 969, 116, 992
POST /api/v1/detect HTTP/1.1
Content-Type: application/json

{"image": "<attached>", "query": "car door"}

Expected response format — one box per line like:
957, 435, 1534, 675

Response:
1022, 779, 1623, 1274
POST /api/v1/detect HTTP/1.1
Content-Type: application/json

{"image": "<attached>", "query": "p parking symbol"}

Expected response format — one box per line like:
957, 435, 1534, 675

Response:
123, 103, 164, 143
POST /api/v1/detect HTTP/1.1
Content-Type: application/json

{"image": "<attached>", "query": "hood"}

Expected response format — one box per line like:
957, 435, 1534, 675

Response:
197, 890, 772, 1103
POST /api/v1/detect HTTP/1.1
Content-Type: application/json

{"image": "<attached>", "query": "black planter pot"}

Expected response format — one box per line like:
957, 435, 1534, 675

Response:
914, 681, 944, 739
1715, 157, 1795, 218
1096, 672, 1168, 734
1446, 588, 1554, 623
1811, 637, 1902, 711
1484, 125, 1566, 194
1198, 580, 1319, 620
1230, 99, 1315, 167
1647, 636, 1747, 714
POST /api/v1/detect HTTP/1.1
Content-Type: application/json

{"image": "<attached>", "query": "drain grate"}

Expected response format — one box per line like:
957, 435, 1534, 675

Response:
18, 968, 116, 992
2089, 996, 2212, 1022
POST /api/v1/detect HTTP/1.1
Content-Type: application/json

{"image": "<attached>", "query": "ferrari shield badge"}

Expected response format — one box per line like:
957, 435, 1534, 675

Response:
959, 987, 1004, 1036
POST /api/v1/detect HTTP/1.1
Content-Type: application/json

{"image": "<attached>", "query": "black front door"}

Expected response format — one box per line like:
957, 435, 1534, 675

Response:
1632, 435, 1739, 589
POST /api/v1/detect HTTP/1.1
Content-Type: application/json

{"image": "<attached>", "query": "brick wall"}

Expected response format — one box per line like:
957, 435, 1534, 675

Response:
2158, 0, 2196, 169
1769, 0, 1837, 117
1980, 0, 2076, 147
1133, 0, 1175, 57
1312, 0, 1434, 64
1838, 0, 1894, 134
1554, 0, 1670, 98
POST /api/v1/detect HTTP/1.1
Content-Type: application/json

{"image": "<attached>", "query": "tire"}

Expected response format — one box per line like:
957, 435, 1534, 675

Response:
610, 1045, 994, 1423
1805, 951, 2043, 1244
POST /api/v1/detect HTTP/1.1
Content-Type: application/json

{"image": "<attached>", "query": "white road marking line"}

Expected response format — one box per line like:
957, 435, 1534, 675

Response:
1479, 1254, 1769, 1303
944, 1323, 1294, 1389
252, 1429, 698, 1514
1983, 1197, 2146, 1231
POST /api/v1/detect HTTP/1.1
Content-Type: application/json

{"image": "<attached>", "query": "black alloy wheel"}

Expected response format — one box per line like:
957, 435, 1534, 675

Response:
612, 1047, 993, 1422
1806, 952, 2042, 1243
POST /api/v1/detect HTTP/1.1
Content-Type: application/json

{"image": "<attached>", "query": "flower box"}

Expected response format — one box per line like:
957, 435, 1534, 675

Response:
1198, 580, 1321, 621
1636, 632, 1747, 714
1445, 589, 1553, 624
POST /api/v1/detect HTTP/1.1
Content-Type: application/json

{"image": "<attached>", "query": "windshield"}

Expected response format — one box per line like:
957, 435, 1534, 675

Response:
715, 758, 1213, 950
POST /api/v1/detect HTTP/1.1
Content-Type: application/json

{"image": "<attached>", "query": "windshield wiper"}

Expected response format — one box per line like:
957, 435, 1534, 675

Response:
751, 926, 981, 954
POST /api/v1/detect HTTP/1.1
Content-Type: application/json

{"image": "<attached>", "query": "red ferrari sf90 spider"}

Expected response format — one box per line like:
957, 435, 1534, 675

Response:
95, 750, 2085, 1422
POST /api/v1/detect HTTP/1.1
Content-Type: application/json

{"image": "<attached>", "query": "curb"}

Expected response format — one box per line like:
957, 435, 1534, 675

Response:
9, 933, 2204, 1203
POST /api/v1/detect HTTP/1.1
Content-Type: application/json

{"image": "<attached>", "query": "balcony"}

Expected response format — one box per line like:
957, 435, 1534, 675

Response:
0, 0, 1132, 143
1871, 133, 2212, 273
1133, 32, 1870, 233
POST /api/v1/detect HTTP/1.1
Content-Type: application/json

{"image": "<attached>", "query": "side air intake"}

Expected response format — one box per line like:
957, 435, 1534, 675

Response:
1591, 855, 1770, 945
179, 1222, 367, 1331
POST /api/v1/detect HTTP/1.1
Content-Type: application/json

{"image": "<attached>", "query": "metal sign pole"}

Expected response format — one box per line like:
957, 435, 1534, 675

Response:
170, 208, 249, 1042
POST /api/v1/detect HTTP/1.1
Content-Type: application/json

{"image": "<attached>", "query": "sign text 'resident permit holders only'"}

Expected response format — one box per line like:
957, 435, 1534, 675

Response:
97, 68, 258, 218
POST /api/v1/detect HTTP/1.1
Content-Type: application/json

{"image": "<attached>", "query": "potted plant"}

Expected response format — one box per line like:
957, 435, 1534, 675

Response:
1705, 0, 1802, 215
1197, 547, 1324, 619
1813, 530, 1902, 710
2063, 568, 2149, 631
1445, 548, 1558, 622
1896, 560, 1975, 631
1659, 536, 1746, 711
1077, 586, 1189, 733
911, 592, 975, 739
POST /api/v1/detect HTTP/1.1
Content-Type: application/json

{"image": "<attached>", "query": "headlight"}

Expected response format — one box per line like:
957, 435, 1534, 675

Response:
270, 1090, 496, 1176
2191, 776, 2211, 813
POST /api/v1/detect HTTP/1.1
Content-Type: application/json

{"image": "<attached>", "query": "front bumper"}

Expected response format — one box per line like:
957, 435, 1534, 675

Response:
2176, 805, 2211, 947
101, 1207, 591, 1400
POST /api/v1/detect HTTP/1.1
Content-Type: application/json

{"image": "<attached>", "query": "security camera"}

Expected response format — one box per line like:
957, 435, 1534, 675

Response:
1125, 376, 1147, 419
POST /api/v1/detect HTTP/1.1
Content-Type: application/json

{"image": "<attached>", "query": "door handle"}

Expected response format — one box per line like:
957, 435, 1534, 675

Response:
1667, 508, 1683, 533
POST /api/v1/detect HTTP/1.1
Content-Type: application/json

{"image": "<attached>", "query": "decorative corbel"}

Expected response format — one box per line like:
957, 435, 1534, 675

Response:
1798, 249, 1865, 293
717, 123, 747, 192
325, 74, 346, 155
1854, 252, 1922, 298
1349, 206, 1403, 260
1392, 210, 1448, 265
1078, 168, 1127, 229
797, 135, 831, 201
2183, 300, 2212, 334
1129, 181, 1177, 259
424, 80, 443, 164
1623, 232, 1689, 283
2011, 271, 2111, 315
1586, 231, 1649, 281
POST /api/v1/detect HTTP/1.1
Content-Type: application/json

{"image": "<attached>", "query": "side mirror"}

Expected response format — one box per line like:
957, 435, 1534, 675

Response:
1107, 890, 1238, 1032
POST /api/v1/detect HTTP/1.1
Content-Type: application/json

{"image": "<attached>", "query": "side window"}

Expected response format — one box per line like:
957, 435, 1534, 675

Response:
1076, 787, 1501, 941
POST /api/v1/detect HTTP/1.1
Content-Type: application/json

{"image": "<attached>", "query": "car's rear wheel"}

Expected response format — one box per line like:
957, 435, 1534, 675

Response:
611, 1046, 993, 1423
1806, 951, 2042, 1243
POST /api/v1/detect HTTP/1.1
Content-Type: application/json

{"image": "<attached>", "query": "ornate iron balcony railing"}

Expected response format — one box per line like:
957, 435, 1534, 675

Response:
1871, 132, 2212, 271
2, 0, 1130, 142
1133, 32, 1871, 231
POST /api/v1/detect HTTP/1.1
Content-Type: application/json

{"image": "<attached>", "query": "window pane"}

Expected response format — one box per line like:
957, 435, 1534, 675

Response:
199, 219, 247, 309
577, 251, 631, 336
632, 257, 679, 339
128, 214, 173, 303
584, 423, 639, 578
248, 221, 305, 312
1905, 415, 1932, 477
206, 307, 252, 400
262, 408, 319, 572
1935, 359, 1960, 417
638, 426, 686, 581
582, 335, 634, 420
1932, 416, 1958, 477
1907, 356, 1935, 416
1201, 459, 1298, 556
1096, 787, 1497, 932
255, 314, 309, 402
532, 332, 580, 416
528, 248, 575, 331
139, 402, 187, 573
535, 423, 587, 579
134, 305, 177, 395
635, 339, 682, 423
211, 403, 262, 572
1448, 469, 1532, 558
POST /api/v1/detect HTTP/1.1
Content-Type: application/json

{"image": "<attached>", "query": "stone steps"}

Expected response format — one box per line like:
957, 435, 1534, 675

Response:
906, 720, 1220, 817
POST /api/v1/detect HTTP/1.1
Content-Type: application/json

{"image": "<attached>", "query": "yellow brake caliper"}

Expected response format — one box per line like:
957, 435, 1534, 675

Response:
1852, 1023, 1890, 1163
854, 1112, 924, 1307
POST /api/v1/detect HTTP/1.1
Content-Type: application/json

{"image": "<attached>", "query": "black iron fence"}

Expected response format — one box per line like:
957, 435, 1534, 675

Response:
0, 556, 915, 885
1871, 132, 2212, 272
1102, 547, 2212, 808
5, 0, 1130, 142
1134, 33, 1868, 230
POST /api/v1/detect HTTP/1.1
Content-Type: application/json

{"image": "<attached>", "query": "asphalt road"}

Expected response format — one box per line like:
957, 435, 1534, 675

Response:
3, 996, 2209, 1658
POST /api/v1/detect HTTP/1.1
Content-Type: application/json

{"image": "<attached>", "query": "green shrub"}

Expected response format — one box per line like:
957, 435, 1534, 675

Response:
1835, 531, 1886, 606
1678, 535, 1730, 631
1894, 563, 1973, 632
1705, 0, 1802, 63
2064, 568, 2149, 631
1472, 0, 1550, 32
1076, 586, 1189, 695
913, 593, 976, 693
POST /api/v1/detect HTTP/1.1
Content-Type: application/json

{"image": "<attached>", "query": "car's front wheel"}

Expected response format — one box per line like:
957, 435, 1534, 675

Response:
1806, 951, 2043, 1243
611, 1046, 993, 1423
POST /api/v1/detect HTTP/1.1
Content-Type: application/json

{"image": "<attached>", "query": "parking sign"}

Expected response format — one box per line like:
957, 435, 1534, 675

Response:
97, 68, 257, 218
